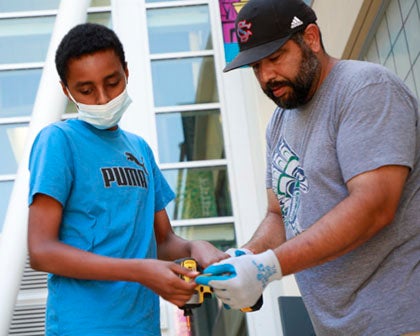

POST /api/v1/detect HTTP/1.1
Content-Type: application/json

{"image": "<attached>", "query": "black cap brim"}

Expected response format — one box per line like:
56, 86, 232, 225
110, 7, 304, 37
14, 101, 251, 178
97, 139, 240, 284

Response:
223, 35, 291, 72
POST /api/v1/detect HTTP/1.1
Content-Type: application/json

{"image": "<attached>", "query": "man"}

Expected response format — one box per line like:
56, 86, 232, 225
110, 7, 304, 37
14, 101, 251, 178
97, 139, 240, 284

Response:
196, 0, 420, 335
28, 23, 225, 335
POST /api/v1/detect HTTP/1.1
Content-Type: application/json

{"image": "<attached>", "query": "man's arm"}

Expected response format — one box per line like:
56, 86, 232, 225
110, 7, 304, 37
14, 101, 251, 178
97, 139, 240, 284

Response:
195, 165, 409, 309
28, 193, 198, 307
242, 189, 287, 253
275, 164, 409, 275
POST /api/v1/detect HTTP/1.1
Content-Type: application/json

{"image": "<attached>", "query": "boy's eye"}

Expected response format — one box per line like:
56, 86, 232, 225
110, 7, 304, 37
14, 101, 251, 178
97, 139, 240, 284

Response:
79, 89, 91, 95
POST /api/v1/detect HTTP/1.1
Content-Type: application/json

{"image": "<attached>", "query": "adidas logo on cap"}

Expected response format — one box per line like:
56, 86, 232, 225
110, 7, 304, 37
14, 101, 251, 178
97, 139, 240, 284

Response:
290, 16, 303, 29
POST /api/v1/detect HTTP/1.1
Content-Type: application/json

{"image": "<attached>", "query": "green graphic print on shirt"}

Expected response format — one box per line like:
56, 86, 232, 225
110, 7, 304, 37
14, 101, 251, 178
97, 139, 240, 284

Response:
272, 137, 308, 236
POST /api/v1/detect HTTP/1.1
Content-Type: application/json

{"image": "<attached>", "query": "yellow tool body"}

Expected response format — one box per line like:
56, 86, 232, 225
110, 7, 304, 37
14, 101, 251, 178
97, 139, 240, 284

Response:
175, 258, 213, 316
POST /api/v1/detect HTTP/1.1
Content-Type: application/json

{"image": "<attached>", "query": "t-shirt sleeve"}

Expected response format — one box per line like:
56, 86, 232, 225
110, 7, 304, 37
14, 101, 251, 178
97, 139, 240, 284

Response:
144, 144, 175, 212
265, 122, 274, 189
28, 125, 74, 206
265, 107, 285, 189
336, 69, 417, 182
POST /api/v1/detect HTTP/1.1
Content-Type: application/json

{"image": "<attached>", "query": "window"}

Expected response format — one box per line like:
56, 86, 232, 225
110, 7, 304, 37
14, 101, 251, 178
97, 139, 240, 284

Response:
363, 0, 419, 99
146, 2, 236, 249
145, 2, 246, 334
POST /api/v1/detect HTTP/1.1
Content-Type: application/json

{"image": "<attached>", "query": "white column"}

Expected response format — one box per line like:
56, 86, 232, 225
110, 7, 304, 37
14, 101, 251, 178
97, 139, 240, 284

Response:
112, 0, 159, 153
0, 1, 90, 335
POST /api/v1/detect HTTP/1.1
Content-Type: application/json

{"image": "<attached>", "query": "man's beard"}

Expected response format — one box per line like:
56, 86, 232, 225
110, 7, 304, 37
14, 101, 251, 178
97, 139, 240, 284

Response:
263, 44, 321, 109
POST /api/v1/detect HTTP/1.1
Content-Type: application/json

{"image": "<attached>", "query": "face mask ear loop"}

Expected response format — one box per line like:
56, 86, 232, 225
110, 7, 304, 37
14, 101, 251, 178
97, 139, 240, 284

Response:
66, 87, 79, 108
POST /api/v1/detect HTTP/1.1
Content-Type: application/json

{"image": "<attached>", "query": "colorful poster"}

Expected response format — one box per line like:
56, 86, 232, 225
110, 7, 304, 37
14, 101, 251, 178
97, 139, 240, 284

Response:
218, 0, 249, 65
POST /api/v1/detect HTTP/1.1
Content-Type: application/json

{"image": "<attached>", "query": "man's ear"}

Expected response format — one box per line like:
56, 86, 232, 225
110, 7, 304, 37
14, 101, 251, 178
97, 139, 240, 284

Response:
303, 23, 322, 53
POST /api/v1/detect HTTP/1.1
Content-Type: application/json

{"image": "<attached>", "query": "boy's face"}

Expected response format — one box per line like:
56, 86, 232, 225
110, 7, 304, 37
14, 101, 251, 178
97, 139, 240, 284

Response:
62, 49, 128, 105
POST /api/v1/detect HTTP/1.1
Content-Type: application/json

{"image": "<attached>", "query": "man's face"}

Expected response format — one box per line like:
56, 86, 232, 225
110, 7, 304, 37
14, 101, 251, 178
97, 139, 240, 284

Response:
251, 36, 320, 109
63, 49, 128, 105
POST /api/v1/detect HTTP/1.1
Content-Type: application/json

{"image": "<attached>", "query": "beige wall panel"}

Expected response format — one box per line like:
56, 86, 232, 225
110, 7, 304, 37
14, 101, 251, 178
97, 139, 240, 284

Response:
312, 0, 365, 58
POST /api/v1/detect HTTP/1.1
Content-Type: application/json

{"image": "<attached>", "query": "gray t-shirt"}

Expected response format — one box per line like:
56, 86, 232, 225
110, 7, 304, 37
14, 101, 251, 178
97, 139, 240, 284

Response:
266, 60, 420, 335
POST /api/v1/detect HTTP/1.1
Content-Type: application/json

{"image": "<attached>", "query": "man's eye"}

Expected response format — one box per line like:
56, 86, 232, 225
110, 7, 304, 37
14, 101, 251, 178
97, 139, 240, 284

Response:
79, 89, 91, 95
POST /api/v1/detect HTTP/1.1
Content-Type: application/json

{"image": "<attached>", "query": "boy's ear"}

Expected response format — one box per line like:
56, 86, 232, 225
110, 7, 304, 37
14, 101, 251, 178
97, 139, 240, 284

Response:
60, 81, 70, 98
124, 65, 129, 80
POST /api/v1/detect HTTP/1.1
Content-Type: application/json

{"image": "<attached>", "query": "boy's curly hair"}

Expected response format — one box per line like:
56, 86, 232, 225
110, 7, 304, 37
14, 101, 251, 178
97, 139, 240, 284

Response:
55, 23, 126, 85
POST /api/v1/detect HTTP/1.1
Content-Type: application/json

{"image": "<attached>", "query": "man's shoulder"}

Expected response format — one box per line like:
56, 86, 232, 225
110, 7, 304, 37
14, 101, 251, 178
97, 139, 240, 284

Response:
337, 60, 398, 84
330, 60, 412, 100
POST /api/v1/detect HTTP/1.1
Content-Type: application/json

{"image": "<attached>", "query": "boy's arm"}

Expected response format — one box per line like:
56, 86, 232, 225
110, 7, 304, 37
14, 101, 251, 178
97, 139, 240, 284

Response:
154, 209, 227, 268
28, 193, 197, 307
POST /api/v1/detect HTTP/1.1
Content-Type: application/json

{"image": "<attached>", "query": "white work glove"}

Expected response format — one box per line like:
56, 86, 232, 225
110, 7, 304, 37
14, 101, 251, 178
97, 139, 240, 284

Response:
224, 247, 253, 257
195, 250, 282, 310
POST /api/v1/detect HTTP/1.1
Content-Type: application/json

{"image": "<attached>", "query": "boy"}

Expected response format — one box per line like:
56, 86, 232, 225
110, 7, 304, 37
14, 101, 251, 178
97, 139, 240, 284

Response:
28, 23, 225, 335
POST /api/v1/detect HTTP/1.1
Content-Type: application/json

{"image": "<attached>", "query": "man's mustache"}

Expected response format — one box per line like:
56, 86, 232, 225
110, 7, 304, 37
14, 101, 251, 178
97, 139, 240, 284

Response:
266, 80, 294, 92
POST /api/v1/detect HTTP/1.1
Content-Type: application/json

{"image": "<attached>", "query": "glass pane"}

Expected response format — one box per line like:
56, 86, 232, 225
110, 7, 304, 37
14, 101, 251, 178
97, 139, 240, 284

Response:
0, 0, 109, 12
0, 69, 42, 118
147, 5, 212, 54
64, 100, 78, 114
163, 166, 232, 220
405, 1, 420, 65
0, 181, 14, 233
0, 124, 29, 175
413, 56, 420, 99
0, 0, 60, 12
156, 109, 225, 163
87, 12, 112, 27
393, 31, 411, 79
151, 57, 218, 107
385, 0, 402, 43
90, 0, 111, 6
0, 16, 56, 64
174, 224, 235, 250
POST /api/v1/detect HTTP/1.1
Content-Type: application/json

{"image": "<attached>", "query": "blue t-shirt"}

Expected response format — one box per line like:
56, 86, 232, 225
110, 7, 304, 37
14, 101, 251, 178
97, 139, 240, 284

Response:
29, 119, 175, 336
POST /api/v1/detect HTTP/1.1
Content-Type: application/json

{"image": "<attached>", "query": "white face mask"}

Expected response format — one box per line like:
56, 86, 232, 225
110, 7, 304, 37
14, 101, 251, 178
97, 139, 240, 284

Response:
67, 87, 132, 130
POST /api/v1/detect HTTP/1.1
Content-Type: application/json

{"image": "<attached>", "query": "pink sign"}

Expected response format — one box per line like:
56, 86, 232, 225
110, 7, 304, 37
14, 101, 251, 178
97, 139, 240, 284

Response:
219, 0, 249, 44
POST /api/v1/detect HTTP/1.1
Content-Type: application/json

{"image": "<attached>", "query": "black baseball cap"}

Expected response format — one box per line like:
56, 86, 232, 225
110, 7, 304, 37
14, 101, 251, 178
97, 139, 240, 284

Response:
224, 0, 317, 72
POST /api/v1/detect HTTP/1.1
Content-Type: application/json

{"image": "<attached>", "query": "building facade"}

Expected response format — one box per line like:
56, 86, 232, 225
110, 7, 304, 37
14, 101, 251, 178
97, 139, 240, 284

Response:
0, 0, 419, 335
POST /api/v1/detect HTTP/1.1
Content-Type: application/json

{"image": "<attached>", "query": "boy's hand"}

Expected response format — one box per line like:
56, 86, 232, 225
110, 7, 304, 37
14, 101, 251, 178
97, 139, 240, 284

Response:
140, 260, 198, 308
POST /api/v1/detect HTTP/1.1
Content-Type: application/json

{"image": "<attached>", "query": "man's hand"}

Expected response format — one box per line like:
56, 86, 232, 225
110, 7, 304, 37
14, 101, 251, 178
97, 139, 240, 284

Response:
195, 250, 282, 309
